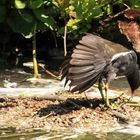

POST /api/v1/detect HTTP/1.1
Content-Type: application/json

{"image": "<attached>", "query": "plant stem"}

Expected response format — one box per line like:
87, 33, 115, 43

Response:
64, 24, 67, 56
32, 24, 40, 78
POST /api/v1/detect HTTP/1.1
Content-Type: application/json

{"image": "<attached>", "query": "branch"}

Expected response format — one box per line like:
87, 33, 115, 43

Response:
38, 64, 60, 80
111, 110, 130, 122
103, 8, 130, 22
32, 24, 40, 78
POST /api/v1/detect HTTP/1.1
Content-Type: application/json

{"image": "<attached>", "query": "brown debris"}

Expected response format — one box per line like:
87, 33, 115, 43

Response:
118, 21, 140, 52
0, 93, 140, 132
124, 9, 140, 20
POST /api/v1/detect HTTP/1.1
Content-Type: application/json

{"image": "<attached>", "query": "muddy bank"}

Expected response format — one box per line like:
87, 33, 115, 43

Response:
0, 92, 140, 134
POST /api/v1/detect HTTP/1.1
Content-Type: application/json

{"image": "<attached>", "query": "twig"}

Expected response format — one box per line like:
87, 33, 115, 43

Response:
66, 99, 81, 109
45, 111, 56, 118
125, 103, 140, 107
103, 8, 130, 22
38, 64, 60, 80
35, 94, 81, 109
123, 3, 131, 9
111, 110, 130, 122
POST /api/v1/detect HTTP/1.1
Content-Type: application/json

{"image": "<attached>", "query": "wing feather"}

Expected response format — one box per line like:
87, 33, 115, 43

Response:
71, 73, 101, 92
71, 53, 95, 60
69, 64, 105, 86
60, 34, 128, 93
69, 65, 94, 74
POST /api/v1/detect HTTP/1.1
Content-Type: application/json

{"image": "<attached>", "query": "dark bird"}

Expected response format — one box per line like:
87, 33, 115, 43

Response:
60, 34, 140, 106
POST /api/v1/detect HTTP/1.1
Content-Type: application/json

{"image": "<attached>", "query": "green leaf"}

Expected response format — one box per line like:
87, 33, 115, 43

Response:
36, 21, 47, 31
15, 0, 26, 9
87, 7, 103, 19
67, 19, 81, 27
7, 10, 35, 38
57, 27, 64, 35
18, 9, 34, 23
129, 0, 140, 8
27, 0, 44, 9
33, 7, 56, 30
106, 4, 112, 15
76, 1, 83, 18
0, 5, 6, 23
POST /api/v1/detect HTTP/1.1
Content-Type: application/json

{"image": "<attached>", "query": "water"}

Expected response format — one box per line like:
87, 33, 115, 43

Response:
0, 128, 140, 140
0, 128, 46, 140
0, 68, 60, 88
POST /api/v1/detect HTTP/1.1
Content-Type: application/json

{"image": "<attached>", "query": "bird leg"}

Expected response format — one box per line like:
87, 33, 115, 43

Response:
104, 82, 110, 107
98, 79, 105, 102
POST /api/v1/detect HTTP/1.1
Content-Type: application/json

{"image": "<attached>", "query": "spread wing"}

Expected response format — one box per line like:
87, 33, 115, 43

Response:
61, 33, 128, 93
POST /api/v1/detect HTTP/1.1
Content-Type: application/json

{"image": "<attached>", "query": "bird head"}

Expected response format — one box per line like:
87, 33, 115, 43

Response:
111, 51, 140, 94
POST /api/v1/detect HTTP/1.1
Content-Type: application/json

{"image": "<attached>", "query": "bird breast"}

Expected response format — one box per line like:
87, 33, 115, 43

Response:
111, 51, 137, 76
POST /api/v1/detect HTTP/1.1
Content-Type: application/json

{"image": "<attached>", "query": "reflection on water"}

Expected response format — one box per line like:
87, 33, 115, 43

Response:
1, 121, 140, 139
0, 128, 46, 140
82, 132, 140, 140
0, 68, 132, 89
0, 128, 140, 140
0, 69, 31, 88
0, 68, 59, 88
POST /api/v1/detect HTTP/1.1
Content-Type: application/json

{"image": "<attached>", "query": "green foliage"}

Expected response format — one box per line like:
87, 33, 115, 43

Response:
129, 0, 140, 9
0, 5, 6, 23
33, 7, 56, 30
0, 0, 139, 40
15, 0, 27, 9
0, 0, 58, 38
0, 0, 6, 5
7, 10, 35, 38
0, 0, 139, 70
27, 0, 44, 9
18, 9, 34, 23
